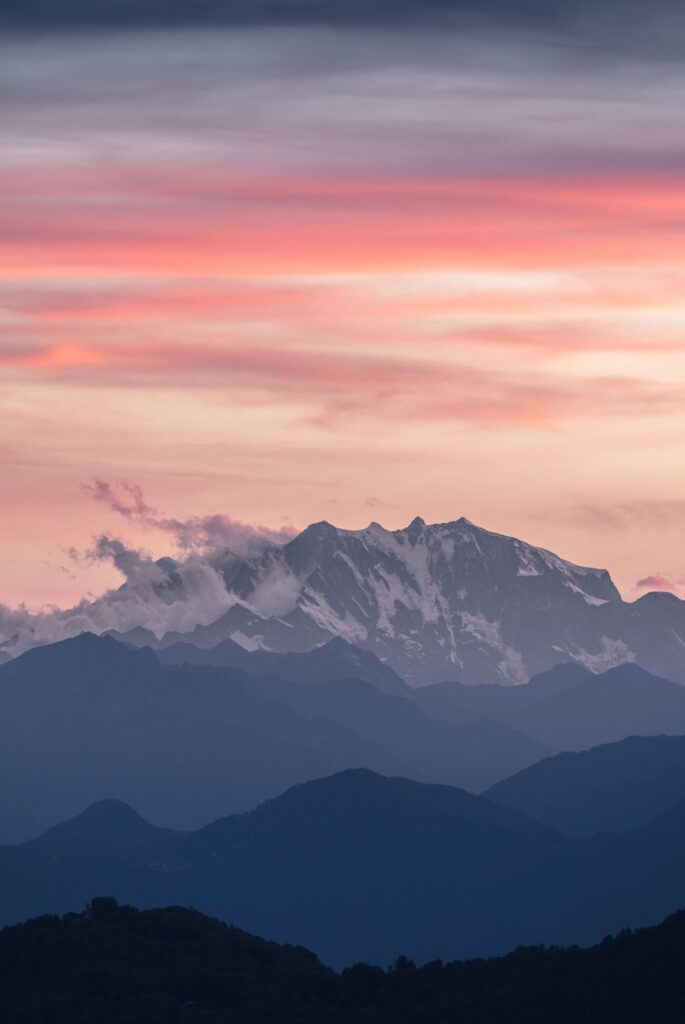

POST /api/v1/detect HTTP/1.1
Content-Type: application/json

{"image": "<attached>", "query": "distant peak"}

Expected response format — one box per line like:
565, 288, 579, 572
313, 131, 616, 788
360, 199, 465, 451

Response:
34, 798, 155, 847
634, 590, 682, 605
322, 635, 354, 651
300, 520, 337, 537
77, 798, 145, 822
408, 516, 426, 529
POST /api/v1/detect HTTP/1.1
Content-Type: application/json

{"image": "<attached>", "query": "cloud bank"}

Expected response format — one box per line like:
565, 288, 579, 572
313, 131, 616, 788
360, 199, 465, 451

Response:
0, 485, 297, 658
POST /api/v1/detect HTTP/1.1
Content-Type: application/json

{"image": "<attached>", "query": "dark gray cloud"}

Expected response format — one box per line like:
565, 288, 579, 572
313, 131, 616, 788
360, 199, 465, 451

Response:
0, 0, 581, 31
2, 0, 684, 47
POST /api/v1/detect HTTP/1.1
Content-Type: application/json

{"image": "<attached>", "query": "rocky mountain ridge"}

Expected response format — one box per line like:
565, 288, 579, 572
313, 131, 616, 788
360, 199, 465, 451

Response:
113, 516, 685, 686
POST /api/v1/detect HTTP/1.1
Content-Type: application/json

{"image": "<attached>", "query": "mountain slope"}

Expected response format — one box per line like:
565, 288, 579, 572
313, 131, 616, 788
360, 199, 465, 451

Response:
0, 770, 571, 966
157, 635, 410, 696
0, 633, 546, 843
111, 517, 685, 686
3, 769, 685, 969
411, 662, 685, 749
486, 734, 685, 836
0, 634, 391, 842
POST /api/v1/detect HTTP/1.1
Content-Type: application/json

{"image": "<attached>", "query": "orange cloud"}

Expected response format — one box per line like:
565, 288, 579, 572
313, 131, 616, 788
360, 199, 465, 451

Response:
3, 337, 684, 432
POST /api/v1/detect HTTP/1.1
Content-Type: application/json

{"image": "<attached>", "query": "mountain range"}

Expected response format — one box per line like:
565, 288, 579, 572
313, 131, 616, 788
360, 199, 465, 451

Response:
411, 661, 685, 749
157, 633, 410, 696
0, 633, 548, 843
486, 733, 685, 836
3, 768, 685, 968
5, 631, 685, 843
105, 517, 685, 686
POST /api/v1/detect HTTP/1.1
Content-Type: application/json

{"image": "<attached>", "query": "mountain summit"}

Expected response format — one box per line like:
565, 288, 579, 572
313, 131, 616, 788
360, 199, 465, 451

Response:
115, 516, 685, 686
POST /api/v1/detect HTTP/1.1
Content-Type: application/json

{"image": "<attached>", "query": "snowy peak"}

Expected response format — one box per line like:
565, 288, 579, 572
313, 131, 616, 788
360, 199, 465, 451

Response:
189, 515, 640, 686
104, 514, 685, 687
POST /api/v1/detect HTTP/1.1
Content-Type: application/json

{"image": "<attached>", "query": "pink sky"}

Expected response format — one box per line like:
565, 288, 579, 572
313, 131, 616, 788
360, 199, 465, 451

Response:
1, 27, 685, 608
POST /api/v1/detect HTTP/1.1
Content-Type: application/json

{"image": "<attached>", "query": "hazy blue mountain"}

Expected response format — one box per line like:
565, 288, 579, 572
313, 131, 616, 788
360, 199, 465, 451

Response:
0, 634, 388, 842
111, 517, 685, 686
486, 734, 685, 836
411, 662, 591, 722
0, 770, 570, 966
3, 769, 685, 969
411, 662, 685, 749
0, 633, 546, 843
157, 635, 410, 696
237, 672, 550, 793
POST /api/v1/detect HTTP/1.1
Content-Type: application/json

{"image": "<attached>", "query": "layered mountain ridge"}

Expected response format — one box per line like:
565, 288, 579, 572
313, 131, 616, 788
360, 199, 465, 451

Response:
5, 768, 685, 968
112, 516, 685, 685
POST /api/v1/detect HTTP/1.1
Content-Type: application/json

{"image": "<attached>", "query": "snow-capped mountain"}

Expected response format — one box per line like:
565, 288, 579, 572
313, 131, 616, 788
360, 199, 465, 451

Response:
114, 516, 685, 686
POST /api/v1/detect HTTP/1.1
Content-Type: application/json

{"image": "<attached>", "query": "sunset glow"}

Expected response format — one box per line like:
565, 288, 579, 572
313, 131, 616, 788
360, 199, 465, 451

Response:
2, 25, 685, 607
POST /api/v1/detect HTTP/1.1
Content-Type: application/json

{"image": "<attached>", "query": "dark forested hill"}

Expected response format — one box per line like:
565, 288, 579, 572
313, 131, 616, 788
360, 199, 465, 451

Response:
2, 899, 685, 1024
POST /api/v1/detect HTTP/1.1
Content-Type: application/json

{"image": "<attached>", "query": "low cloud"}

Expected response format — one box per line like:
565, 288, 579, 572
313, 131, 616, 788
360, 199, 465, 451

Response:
0, 486, 301, 658
83, 480, 155, 520
0, 539, 239, 658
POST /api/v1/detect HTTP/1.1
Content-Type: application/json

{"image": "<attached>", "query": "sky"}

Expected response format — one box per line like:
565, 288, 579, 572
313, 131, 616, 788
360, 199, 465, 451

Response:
2, 0, 685, 617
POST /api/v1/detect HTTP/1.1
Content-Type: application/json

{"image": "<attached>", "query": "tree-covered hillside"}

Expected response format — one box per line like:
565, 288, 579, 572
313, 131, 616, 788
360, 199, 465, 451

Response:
2, 899, 685, 1023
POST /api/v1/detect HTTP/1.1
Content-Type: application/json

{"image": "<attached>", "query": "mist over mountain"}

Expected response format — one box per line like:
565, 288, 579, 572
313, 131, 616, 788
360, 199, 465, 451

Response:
411, 662, 685, 749
3, 517, 685, 687
114, 517, 685, 687
3, 769, 685, 968
157, 635, 410, 697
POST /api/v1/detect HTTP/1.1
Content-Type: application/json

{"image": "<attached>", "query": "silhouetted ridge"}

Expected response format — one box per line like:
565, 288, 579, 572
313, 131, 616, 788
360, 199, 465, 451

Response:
2, 900, 685, 1022
27, 799, 177, 854
412, 661, 685, 750
4, 764, 685, 968
486, 734, 685, 836
0, 632, 547, 844
4, 631, 159, 675
0, 769, 570, 966
159, 634, 409, 696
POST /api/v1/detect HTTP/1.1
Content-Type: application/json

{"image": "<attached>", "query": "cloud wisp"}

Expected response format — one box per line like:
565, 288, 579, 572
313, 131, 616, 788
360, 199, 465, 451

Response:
634, 572, 685, 597
82, 478, 298, 555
